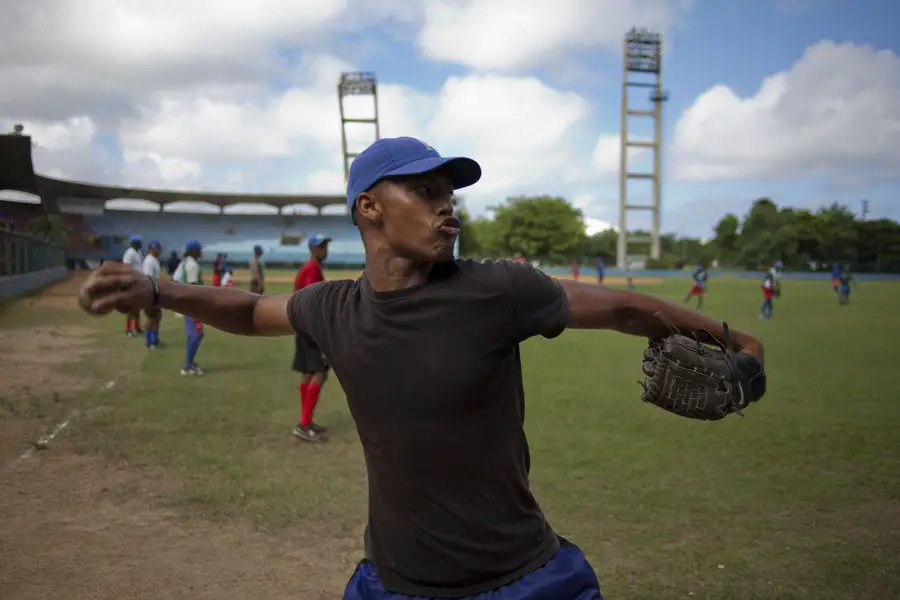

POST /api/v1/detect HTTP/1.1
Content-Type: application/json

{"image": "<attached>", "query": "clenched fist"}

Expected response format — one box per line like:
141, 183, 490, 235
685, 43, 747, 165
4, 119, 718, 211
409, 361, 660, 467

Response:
79, 261, 156, 315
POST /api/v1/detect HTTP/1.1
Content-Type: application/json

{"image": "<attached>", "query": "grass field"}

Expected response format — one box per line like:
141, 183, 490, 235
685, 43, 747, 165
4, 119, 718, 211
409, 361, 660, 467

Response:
1, 272, 899, 600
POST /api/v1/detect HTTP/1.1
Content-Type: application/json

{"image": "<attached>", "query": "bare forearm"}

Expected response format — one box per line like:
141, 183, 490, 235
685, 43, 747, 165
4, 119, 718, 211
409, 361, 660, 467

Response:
612, 293, 750, 346
563, 281, 762, 359
157, 279, 261, 335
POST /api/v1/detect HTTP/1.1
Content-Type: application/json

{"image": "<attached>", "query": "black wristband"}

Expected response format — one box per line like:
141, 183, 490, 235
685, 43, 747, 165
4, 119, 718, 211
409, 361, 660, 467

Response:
149, 275, 160, 307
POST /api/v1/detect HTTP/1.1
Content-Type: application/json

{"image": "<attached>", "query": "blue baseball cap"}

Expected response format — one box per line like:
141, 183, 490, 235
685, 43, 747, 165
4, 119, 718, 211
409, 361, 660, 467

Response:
148, 240, 161, 250
346, 137, 481, 220
308, 233, 332, 248
129, 235, 142, 244
253, 245, 264, 254
185, 240, 202, 252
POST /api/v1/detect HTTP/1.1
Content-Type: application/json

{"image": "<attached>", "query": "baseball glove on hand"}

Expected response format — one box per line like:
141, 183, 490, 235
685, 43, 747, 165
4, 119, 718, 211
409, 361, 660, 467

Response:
640, 322, 766, 421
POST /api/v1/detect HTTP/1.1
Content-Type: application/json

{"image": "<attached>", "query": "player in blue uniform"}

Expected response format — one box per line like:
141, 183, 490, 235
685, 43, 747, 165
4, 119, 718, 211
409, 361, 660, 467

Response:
837, 264, 854, 305
683, 264, 708, 310
831, 263, 842, 293
594, 256, 605, 285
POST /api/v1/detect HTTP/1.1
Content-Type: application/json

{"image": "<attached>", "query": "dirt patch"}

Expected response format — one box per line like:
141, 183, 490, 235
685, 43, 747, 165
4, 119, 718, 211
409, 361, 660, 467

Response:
1, 273, 365, 599
0, 325, 95, 400
0, 325, 95, 463
24, 270, 90, 310
0, 453, 362, 600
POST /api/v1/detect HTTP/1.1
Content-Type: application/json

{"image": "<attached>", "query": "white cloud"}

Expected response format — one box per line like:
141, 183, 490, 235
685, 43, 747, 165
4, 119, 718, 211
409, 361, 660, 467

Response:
2, 69, 598, 217
0, 2, 348, 116
584, 217, 616, 234
671, 41, 900, 184
121, 151, 202, 187
426, 75, 591, 196
418, 0, 694, 71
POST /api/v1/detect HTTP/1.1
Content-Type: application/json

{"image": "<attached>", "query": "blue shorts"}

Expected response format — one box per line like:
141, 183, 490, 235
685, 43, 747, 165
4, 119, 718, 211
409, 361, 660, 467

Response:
342, 542, 603, 600
839, 284, 851, 295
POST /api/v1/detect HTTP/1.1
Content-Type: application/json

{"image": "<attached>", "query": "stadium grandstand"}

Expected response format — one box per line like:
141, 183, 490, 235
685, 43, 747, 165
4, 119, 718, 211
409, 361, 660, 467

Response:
1, 129, 366, 268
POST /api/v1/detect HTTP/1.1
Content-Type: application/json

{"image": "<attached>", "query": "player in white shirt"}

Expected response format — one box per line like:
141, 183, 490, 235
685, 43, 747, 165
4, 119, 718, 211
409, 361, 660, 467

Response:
122, 236, 144, 337
141, 241, 163, 349
769, 260, 783, 297
173, 240, 206, 376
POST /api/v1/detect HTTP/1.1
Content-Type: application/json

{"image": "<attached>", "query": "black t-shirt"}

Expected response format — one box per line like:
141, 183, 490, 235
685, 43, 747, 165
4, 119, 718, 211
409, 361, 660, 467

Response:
287, 259, 571, 597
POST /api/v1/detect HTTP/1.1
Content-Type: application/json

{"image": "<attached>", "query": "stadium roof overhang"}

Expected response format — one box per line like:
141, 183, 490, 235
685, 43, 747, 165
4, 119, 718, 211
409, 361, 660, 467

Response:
32, 175, 346, 210
1, 133, 345, 211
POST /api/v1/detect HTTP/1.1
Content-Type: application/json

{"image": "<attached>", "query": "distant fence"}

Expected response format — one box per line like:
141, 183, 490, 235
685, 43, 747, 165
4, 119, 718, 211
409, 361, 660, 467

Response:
0, 229, 66, 276
0, 229, 68, 301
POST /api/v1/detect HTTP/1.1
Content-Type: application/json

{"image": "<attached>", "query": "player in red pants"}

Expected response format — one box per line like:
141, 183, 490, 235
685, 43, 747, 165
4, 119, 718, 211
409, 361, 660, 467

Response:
291, 233, 332, 443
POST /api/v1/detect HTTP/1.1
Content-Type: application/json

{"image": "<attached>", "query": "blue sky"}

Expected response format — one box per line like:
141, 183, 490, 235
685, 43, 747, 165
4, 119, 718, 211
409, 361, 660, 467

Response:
1, 0, 898, 237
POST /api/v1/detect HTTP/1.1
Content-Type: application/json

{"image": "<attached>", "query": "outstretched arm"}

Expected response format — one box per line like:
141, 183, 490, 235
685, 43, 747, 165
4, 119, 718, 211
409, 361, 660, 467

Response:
80, 261, 294, 337
156, 278, 292, 336
560, 280, 764, 361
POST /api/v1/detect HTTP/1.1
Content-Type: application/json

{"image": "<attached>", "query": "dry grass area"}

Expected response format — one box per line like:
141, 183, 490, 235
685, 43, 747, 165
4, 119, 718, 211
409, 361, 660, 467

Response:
0, 273, 360, 600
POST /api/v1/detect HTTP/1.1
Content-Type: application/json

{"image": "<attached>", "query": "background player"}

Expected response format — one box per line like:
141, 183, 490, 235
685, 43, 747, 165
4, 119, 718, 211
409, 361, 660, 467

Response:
249, 245, 265, 294
570, 259, 580, 281
760, 269, 776, 319
141, 241, 163, 349
122, 235, 144, 337
164, 250, 181, 280
212, 253, 224, 287
291, 233, 332, 443
837, 263, 855, 305
770, 260, 784, 297
173, 241, 206, 375
683, 264, 708, 310
831, 262, 842, 293
595, 256, 605, 284
624, 259, 635, 290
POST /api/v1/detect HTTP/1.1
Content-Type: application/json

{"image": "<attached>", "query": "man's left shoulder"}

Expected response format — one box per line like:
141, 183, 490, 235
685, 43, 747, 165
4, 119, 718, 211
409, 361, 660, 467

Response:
450, 258, 517, 286
449, 258, 558, 296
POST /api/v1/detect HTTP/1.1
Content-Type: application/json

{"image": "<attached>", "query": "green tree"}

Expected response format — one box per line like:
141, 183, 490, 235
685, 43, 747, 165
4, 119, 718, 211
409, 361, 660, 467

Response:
713, 213, 740, 265
491, 196, 586, 263
737, 198, 797, 268
456, 209, 478, 256
583, 228, 617, 261
857, 218, 900, 272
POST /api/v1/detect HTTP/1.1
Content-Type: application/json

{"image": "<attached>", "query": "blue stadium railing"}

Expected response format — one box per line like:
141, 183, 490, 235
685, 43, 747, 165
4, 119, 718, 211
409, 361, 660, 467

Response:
0, 229, 66, 277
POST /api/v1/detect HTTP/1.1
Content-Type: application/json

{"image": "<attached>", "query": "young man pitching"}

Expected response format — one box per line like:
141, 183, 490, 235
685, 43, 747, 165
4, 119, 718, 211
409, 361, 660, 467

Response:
172, 241, 205, 376
122, 235, 144, 337
79, 136, 764, 600
141, 241, 163, 349
291, 233, 332, 443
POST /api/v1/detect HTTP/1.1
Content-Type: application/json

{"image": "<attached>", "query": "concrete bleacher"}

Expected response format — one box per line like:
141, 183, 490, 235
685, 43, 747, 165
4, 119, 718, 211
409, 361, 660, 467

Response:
84, 210, 365, 263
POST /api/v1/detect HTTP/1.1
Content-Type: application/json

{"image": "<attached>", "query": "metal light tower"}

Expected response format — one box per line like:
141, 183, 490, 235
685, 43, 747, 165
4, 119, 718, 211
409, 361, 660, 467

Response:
338, 72, 381, 182
617, 28, 668, 269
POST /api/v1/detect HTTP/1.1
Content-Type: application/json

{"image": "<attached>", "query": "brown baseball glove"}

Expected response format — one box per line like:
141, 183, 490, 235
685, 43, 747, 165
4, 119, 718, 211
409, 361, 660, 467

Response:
640, 323, 766, 421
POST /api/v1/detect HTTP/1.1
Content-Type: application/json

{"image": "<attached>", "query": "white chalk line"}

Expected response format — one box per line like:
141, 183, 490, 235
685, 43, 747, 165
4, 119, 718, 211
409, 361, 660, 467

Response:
3, 379, 117, 474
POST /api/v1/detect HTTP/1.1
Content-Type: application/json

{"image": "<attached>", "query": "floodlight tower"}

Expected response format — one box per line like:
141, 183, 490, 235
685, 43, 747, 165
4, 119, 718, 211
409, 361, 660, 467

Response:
617, 28, 668, 269
338, 72, 381, 183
